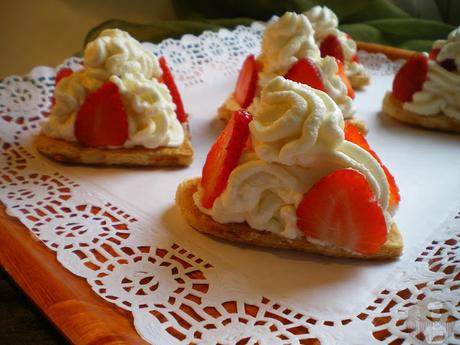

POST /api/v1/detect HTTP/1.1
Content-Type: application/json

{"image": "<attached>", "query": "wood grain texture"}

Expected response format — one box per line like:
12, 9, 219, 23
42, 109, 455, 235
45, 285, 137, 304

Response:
357, 41, 416, 61
0, 204, 147, 345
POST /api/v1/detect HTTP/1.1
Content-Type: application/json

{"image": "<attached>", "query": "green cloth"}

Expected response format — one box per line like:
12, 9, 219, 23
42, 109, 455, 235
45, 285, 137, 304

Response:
85, 0, 456, 52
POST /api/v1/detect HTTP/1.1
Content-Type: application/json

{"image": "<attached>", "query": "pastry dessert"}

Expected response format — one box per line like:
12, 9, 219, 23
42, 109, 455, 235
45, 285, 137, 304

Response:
218, 12, 356, 124
382, 27, 460, 133
36, 29, 193, 166
178, 77, 402, 259
304, 6, 370, 89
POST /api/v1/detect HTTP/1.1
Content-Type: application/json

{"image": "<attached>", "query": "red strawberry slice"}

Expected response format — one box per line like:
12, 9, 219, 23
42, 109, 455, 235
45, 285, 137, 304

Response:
201, 110, 252, 209
429, 48, 440, 60
392, 54, 428, 102
296, 169, 387, 255
55, 68, 73, 85
336, 59, 355, 99
234, 55, 259, 108
75, 81, 128, 147
344, 121, 370, 150
284, 58, 326, 92
352, 54, 360, 63
159, 56, 187, 123
320, 35, 344, 62
344, 121, 400, 209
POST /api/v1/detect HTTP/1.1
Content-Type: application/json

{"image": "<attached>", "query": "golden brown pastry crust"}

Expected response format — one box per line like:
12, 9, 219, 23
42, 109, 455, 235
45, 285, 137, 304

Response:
356, 41, 416, 61
349, 71, 370, 89
176, 178, 403, 260
34, 128, 193, 167
382, 93, 460, 133
217, 103, 233, 121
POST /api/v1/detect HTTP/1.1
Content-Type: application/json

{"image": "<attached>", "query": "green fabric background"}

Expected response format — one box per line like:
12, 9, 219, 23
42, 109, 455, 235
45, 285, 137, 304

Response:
86, 0, 456, 52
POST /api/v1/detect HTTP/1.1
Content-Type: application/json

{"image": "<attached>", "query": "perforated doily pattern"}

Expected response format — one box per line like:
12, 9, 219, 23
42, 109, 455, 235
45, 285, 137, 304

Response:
0, 23, 458, 344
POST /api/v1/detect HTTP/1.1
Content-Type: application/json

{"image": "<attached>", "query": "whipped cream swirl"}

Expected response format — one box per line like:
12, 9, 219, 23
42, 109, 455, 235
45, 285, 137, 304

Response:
249, 76, 344, 165
258, 12, 320, 85
254, 11, 354, 118
305, 6, 366, 77
197, 77, 390, 241
319, 57, 354, 118
42, 29, 184, 148
84, 29, 162, 82
433, 27, 460, 71
304, 5, 338, 41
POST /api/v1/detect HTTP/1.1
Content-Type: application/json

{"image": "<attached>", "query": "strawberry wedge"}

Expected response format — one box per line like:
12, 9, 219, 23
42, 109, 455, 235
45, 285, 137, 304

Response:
392, 54, 428, 102
284, 58, 326, 92
55, 68, 73, 85
159, 56, 187, 123
75, 81, 129, 147
234, 55, 259, 108
320, 35, 344, 62
344, 121, 400, 209
297, 169, 387, 255
336, 59, 355, 99
201, 110, 252, 208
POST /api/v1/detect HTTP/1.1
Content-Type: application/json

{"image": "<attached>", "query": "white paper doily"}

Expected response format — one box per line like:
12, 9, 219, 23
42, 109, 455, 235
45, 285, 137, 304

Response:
1, 22, 459, 344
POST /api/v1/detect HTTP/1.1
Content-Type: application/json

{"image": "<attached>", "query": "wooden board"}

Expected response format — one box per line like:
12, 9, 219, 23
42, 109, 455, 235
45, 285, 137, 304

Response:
357, 41, 416, 60
0, 43, 415, 345
0, 204, 148, 345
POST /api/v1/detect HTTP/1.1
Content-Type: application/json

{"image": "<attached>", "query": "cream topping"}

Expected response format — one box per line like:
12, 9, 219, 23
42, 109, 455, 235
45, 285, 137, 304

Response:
253, 11, 354, 118
84, 29, 162, 82
433, 27, 460, 72
41, 28, 184, 148
304, 5, 338, 41
305, 6, 366, 77
259, 12, 320, 83
403, 29, 460, 121
197, 77, 391, 243
319, 57, 354, 118
249, 76, 344, 165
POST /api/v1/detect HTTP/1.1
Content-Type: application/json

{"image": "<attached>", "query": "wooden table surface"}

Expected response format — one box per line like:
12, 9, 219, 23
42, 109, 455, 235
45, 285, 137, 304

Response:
0, 204, 149, 345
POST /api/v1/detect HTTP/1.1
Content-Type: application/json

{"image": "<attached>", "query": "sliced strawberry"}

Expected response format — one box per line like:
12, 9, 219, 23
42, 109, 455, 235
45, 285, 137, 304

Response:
344, 121, 370, 150
159, 56, 187, 123
344, 121, 400, 209
55, 67, 73, 85
320, 35, 344, 62
284, 58, 326, 92
296, 169, 387, 255
245, 135, 253, 151
352, 54, 360, 63
429, 48, 440, 60
74, 81, 128, 147
201, 110, 252, 209
336, 59, 355, 99
234, 55, 259, 108
392, 54, 428, 102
